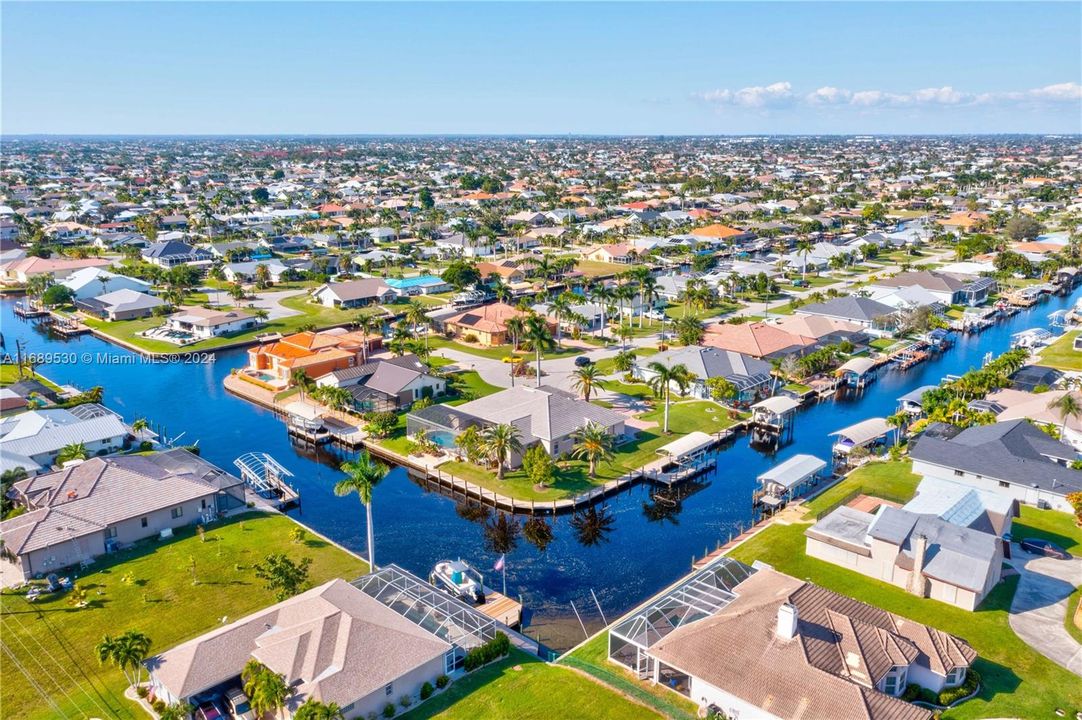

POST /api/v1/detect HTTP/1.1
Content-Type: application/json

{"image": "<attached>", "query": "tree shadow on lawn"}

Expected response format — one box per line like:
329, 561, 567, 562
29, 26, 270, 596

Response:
400, 651, 544, 720
1010, 522, 1080, 555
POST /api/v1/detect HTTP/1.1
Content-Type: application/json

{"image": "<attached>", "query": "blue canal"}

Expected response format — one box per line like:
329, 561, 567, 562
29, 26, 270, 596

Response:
0, 291, 1070, 650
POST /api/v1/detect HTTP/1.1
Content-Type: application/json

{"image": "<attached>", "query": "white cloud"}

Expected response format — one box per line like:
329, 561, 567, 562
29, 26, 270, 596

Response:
698, 81, 1081, 110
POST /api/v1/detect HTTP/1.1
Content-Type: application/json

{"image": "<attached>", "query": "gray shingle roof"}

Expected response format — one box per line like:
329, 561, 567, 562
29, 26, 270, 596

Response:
454, 385, 624, 442
798, 296, 895, 323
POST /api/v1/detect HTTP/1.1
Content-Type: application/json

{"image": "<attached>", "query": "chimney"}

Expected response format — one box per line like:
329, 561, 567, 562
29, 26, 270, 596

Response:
776, 603, 798, 641
907, 533, 929, 598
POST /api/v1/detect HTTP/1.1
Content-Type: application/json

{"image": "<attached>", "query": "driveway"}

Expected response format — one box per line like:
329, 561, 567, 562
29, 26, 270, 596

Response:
1007, 548, 1082, 677
241, 289, 308, 320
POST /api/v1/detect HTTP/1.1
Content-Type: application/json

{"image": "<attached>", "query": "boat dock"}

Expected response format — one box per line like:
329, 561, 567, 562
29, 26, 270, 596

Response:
476, 588, 522, 627
233, 452, 301, 509
643, 431, 718, 487
12, 300, 48, 318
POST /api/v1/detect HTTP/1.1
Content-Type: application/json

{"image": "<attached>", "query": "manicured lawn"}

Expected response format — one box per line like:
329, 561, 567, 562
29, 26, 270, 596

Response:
0, 512, 367, 720
564, 259, 630, 279
801, 459, 921, 518
560, 634, 698, 720
82, 294, 384, 354
401, 649, 659, 720
869, 337, 897, 351
603, 380, 656, 400
0, 364, 62, 391
727, 521, 1082, 720
1065, 586, 1082, 646
662, 301, 739, 322
594, 347, 658, 376
444, 370, 503, 405
1038, 331, 1082, 371
783, 382, 811, 394
1012, 504, 1082, 554
429, 337, 582, 361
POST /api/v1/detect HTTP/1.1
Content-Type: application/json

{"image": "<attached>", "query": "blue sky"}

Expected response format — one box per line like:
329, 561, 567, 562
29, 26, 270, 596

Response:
3, 2, 1080, 135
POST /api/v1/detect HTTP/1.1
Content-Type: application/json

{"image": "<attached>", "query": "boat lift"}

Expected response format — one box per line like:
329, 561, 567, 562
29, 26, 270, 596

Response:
233, 452, 300, 508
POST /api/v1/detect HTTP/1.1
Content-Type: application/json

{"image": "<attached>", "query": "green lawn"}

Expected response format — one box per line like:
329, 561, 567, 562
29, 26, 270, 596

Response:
0, 512, 368, 720
375, 370, 501, 455
400, 649, 659, 720
1065, 587, 1082, 646
1038, 331, 1082, 371
727, 520, 1082, 720
602, 380, 656, 400
593, 347, 658, 376
0, 364, 62, 391
440, 401, 741, 501
802, 459, 921, 518
1012, 504, 1082, 554
82, 294, 384, 354
560, 634, 698, 720
662, 301, 739, 322
429, 337, 582, 361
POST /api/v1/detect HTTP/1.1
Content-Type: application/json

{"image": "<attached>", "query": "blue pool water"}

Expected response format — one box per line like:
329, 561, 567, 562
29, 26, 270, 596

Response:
384, 275, 446, 289
1, 289, 1073, 650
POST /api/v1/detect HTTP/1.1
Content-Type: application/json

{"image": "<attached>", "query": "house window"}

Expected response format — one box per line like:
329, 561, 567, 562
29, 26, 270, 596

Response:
998, 481, 1009, 488
953, 470, 964, 477
105, 527, 117, 539
945, 667, 966, 687
200, 499, 207, 510
170, 507, 183, 519
385, 683, 394, 696
341, 703, 355, 713
140, 517, 148, 528
882, 666, 908, 696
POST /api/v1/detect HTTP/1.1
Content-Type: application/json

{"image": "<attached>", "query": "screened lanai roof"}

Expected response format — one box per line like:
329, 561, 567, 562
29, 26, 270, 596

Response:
610, 558, 756, 651
352, 564, 496, 651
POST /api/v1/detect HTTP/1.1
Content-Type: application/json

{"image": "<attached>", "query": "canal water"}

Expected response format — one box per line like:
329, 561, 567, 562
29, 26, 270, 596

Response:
0, 291, 1070, 651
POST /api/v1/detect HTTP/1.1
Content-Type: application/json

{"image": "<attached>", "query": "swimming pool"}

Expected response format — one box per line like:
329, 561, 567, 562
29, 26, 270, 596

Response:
384, 275, 446, 290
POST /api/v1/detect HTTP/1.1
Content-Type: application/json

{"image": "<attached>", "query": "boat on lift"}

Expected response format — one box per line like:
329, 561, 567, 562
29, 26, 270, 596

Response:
430, 558, 486, 605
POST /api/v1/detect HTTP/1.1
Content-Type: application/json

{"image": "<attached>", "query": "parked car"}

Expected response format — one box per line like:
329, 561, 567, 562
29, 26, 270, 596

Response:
196, 700, 225, 720
225, 687, 255, 720
574, 356, 594, 367
1018, 538, 1069, 559
644, 309, 666, 321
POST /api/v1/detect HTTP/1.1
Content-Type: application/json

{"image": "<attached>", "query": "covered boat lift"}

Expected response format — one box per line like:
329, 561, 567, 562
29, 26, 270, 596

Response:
233, 452, 300, 508
837, 357, 879, 389
646, 431, 717, 487
897, 385, 939, 416
830, 417, 893, 465
754, 454, 828, 511
282, 401, 329, 444
749, 395, 801, 445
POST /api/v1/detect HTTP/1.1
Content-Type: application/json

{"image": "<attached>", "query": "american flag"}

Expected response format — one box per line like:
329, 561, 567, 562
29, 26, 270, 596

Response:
493, 554, 505, 572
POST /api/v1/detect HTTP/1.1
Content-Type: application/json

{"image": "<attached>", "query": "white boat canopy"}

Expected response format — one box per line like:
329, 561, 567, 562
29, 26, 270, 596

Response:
757, 454, 827, 489
837, 357, 877, 376
830, 417, 891, 446
656, 431, 715, 461
751, 396, 801, 414
284, 401, 322, 421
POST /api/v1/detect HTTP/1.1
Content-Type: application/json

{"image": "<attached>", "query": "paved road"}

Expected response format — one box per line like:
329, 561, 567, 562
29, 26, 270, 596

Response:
1007, 548, 1082, 677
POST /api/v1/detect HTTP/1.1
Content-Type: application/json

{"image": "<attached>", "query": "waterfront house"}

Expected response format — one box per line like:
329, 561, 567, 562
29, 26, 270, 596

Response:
382, 275, 452, 296
147, 566, 499, 719
0, 403, 130, 473
312, 278, 399, 309
688, 223, 753, 245
909, 419, 1082, 513
769, 315, 872, 349
60, 267, 152, 301
609, 559, 973, 719
77, 288, 165, 321
632, 345, 774, 403
701, 321, 816, 360
805, 504, 1004, 611
1, 256, 112, 284
164, 306, 258, 339
585, 243, 638, 264
0, 450, 245, 584
865, 271, 995, 308
476, 261, 525, 284
902, 476, 1018, 537
986, 388, 1082, 452
315, 354, 446, 412
408, 385, 626, 465
141, 240, 213, 268
795, 296, 897, 329
244, 329, 378, 388
443, 302, 531, 347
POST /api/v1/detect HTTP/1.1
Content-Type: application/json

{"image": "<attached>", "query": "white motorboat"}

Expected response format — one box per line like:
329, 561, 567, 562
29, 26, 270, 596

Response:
430, 559, 486, 605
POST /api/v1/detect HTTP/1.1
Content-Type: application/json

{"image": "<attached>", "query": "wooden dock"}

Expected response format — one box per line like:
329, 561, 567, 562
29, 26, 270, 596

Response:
476, 588, 522, 627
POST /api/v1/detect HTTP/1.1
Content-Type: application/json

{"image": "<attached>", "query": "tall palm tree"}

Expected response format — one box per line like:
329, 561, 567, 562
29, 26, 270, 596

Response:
405, 300, 430, 352
1049, 393, 1082, 434
334, 451, 388, 569
645, 361, 695, 433
796, 238, 813, 281
886, 411, 909, 447
639, 276, 660, 328
505, 315, 526, 352
480, 423, 523, 480
571, 363, 603, 401
548, 292, 574, 347
571, 421, 614, 477
590, 284, 614, 341
522, 315, 555, 387
355, 314, 379, 361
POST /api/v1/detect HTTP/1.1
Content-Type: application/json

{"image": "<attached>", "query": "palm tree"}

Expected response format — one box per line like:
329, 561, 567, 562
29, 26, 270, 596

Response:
355, 314, 379, 361
1049, 393, 1082, 434
645, 361, 695, 433
548, 292, 574, 347
505, 315, 526, 352
95, 630, 152, 689
242, 659, 291, 720
522, 315, 555, 387
590, 284, 614, 341
405, 300, 430, 352
334, 451, 389, 569
480, 423, 523, 480
571, 421, 614, 477
293, 699, 345, 720
796, 238, 813, 281
886, 411, 909, 446
571, 364, 603, 401
57, 442, 88, 464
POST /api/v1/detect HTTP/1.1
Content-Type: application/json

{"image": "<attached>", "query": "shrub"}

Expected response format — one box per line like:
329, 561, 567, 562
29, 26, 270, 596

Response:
152, 699, 166, 713
462, 333, 479, 344
463, 631, 511, 671
382, 702, 396, 718
435, 674, 450, 689
420, 681, 434, 700
901, 684, 922, 702
938, 669, 980, 706
398, 694, 412, 708
136, 686, 149, 699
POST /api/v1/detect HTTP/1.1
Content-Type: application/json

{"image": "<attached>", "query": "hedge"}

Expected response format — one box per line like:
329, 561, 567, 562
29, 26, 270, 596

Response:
463, 631, 511, 671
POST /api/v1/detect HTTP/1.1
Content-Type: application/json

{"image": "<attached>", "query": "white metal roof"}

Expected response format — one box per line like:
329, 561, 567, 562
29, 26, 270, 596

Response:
837, 357, 877, 375
757, 454, 827, 489
656, 431, 715, 460
751, 396, 801, 414
830, 417, 891, 445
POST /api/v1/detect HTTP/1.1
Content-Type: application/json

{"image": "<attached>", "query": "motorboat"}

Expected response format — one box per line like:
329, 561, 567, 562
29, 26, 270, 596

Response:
430, 559, 486, 605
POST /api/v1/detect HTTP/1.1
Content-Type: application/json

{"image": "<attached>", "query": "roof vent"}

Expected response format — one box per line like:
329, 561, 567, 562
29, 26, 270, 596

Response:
776, 602, 798, 641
